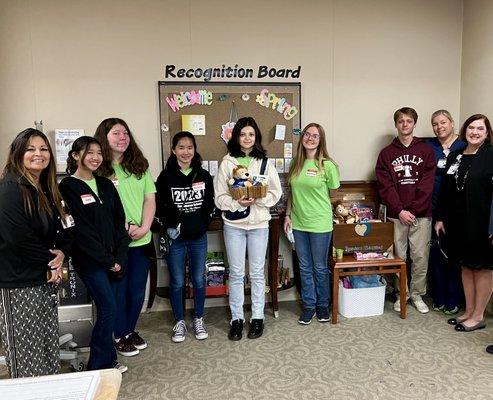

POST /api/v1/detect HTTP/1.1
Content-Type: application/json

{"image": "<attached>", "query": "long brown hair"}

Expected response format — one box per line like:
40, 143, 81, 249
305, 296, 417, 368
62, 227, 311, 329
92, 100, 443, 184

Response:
94, 118, 149, 179
287, 123, 336, 181
2, 128, 64, 217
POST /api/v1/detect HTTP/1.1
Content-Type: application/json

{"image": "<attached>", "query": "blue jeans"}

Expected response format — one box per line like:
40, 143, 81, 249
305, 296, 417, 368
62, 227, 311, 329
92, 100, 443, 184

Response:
165, 233, 207, 321
112, 245, 150, 339
293, 230, 332, 310
79, 268, 117, 370
223, 225, 269, 321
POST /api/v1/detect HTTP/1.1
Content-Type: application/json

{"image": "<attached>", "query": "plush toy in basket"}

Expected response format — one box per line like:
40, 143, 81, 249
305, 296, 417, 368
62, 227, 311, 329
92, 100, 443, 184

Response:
228, 165, 268, 199
333, 201, 359, 224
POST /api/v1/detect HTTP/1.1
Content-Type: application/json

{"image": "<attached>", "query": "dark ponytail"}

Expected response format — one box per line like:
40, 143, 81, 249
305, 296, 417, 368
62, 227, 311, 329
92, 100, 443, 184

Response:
66, 136, 102, 175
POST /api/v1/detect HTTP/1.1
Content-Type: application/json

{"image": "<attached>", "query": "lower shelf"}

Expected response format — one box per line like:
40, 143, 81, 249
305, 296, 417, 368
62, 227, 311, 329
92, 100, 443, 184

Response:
156, 279, 295, 300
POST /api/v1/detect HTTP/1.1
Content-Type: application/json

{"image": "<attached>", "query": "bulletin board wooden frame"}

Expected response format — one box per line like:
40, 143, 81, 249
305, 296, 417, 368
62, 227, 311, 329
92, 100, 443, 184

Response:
158, 81, 302, 169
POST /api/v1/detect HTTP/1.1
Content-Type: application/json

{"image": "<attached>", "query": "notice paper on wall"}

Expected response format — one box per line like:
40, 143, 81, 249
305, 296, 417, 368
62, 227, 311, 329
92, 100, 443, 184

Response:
275, 124, 286, 140
284, 158, 292, 173
209, 160, 218, 176
181, 115, 206, 135
55, 129, 84, 171
275, 158, 285, 173
283, 143, 292, 158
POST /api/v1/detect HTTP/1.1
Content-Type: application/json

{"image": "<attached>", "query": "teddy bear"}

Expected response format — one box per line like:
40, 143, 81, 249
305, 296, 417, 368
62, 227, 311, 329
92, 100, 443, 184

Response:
228, 165, 252, 200
228, 165, 253, 188
333, 201, 358, 224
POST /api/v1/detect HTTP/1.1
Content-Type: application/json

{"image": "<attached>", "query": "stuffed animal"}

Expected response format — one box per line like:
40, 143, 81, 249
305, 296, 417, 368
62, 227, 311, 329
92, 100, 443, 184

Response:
333, 202, 358, 224
228, 165, 253, 188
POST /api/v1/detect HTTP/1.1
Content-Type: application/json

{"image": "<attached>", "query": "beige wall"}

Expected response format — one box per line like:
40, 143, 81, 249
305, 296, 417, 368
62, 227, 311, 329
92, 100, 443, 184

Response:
460, 0, 493, 121
1, 0, 463, 180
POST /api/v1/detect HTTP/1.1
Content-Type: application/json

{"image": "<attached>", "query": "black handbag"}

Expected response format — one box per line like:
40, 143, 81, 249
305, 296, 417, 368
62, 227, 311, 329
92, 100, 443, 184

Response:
224, 158, 267, 221
159, 228, 173, 254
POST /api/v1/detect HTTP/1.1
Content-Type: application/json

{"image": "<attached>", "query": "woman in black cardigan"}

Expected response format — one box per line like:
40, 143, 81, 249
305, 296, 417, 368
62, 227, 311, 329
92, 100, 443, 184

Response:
435, 114, 493, 333
59, 136, 129, 373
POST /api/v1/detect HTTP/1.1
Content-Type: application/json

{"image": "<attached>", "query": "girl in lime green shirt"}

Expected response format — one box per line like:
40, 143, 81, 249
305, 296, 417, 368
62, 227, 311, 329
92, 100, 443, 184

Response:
284, 123, 340, 325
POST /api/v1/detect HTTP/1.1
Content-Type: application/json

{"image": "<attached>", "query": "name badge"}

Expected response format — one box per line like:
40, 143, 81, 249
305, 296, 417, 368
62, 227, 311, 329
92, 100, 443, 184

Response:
61, 214, 75, 229
251, 174, 268, 185
192, 181, 205, 191
437, 158, 447, 168
81, 194, 96, 204
306, 169, 317, 177
111, 178, 119, 187
446, 164, 458, 175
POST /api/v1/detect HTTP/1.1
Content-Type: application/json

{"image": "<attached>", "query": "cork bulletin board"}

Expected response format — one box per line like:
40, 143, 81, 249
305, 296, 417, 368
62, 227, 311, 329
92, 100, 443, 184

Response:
158, 82, 301, 211
158, 82, 301, 163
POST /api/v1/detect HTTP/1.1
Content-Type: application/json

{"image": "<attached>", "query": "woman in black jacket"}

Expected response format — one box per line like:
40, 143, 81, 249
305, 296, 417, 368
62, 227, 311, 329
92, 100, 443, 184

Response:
156, 131, 214, 343
0, 128, 70, 378
59, 136, 129, 373
435, 114, 493, 333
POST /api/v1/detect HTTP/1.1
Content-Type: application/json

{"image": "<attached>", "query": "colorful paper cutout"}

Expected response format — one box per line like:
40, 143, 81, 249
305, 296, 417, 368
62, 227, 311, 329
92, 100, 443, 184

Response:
255, 89, 298, 120
166, 90, 213, 112
221, 122, 235, 144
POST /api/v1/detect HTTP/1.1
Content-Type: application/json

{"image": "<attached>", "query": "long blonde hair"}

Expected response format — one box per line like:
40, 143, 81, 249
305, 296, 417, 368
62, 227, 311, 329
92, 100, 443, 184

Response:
287, 123, 336, 181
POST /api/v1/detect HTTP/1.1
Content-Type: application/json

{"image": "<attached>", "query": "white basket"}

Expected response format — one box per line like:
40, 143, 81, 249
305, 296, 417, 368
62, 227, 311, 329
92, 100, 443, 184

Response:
338, 278, 386, 318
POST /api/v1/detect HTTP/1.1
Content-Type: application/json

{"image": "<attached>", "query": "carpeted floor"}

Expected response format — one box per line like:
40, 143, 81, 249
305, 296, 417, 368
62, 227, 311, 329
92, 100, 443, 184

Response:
1, 299, 493, 399
120, 299, 492, 399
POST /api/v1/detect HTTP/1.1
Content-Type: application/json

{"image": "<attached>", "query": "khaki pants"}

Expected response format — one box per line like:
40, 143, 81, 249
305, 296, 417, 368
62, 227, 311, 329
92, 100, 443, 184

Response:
390, 217, 431, 298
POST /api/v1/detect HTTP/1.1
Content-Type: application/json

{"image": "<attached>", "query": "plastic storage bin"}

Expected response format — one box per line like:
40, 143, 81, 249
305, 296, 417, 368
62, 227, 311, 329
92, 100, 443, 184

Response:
338, 278, 386, 318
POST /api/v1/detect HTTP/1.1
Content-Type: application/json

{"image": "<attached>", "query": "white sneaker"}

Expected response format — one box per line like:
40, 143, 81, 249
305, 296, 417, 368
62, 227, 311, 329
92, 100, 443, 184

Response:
411, 295, 430, 314
393, 299, 401, 312
114, 362, 128, 374
192, 317, 209, 340
172, 320, 187, 343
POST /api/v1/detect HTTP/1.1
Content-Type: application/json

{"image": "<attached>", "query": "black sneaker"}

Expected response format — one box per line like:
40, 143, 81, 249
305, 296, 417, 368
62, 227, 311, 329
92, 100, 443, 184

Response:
316, 306, 331, 323
247, 319, 264, 339
298, 309, 315, 325
128, 331, 147, 350
228, 319, 244, 341
115, 337, 139, 357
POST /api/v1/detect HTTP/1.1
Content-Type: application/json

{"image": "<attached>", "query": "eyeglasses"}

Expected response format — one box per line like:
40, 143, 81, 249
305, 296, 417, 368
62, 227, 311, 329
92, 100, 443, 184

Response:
303, 132, 320, 140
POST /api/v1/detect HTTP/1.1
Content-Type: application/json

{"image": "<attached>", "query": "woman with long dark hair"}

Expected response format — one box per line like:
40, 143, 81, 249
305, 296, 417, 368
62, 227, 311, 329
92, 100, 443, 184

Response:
94, 118, 156, 356
59, 136, 129, 373
284, 123, 340, 324
436, 114, 493, 333
0, 128, 70, 378
214, 117, 281, 341
156, 131, 214, 343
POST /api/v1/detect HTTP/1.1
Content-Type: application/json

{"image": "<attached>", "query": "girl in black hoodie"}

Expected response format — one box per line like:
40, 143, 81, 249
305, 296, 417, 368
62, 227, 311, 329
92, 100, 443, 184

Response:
59, 136, 129, 373
156, 131, 214, 343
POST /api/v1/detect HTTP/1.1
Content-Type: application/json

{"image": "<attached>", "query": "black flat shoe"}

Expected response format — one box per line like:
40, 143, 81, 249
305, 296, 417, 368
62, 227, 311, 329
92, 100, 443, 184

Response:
447, 317, 466, 325
247, 319, 264, 339
455, 320, 486, 332
486, 345, 493, 355
228, 319, 243, 341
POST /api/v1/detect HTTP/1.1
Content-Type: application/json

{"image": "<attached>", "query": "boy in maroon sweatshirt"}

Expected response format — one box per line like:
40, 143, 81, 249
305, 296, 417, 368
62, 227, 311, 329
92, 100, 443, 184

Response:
375, 107, 436, 314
